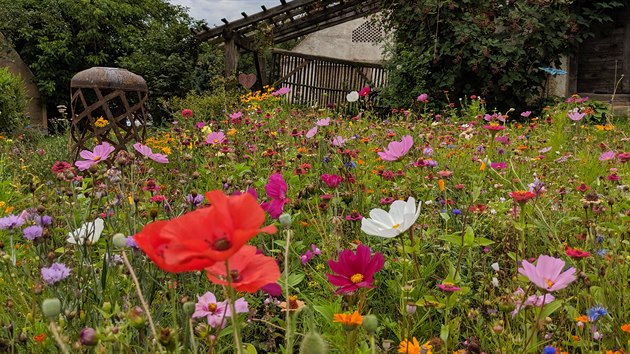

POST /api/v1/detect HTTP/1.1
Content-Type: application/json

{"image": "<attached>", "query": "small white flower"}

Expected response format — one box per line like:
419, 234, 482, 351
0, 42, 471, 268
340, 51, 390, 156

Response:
491, 277, 499, 287
67, 218, 104, 245
361, 197, 421, 238
491, 262, 500, 272
346, 91, 359, 102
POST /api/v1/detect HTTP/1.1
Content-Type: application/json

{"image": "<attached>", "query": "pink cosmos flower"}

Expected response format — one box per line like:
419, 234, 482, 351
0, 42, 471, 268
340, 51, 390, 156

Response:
417, 93, 429, 103
327, 244, 384, 294
331, 136, 346, 147
316, 117, 330, 126
306, 126, 318, 138
568, 111, 585, 121
511, 288, 555, 317
599, 150, 616, 161
192, 292, 248, 328
133, 143, 169, 164
261, 173, 288, 219
75, 142, 116, 171
521, 111, 532, 118
229, 111, 243, 120
378, 135, 413, 161
271, 87, 291, 96
206, 132, 226, 145
321, 174, 343, 188
358, 86, 371, 97
518, 255, 576, 292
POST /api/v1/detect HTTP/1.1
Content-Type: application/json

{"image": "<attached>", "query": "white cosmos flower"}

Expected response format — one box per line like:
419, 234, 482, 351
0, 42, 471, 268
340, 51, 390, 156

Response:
67, 218, 104, 245
361, 197, 421, 238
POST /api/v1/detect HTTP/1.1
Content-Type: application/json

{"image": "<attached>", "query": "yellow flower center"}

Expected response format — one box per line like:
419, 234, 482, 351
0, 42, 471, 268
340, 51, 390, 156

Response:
546, 279, 554, 289
213, 139, 219, 143
350, 273, 364, 283
392, 223, 400, 229
207, 303, 217, 313
93, 155, 101, 161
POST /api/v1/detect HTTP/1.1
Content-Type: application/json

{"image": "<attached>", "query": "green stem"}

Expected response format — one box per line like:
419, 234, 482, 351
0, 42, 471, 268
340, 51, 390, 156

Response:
284, 229, 293, 354
225, 260, 243, 354
9, 232, 15, 266
370, 335, 376, 354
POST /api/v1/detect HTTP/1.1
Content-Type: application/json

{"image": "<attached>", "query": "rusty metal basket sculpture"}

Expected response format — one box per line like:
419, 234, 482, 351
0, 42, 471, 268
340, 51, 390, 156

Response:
70, 67, 148, 158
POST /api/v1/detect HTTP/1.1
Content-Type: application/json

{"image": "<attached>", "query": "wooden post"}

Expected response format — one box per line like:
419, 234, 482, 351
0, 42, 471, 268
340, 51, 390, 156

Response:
254, 51, 267, 87
224, 33, 239, 78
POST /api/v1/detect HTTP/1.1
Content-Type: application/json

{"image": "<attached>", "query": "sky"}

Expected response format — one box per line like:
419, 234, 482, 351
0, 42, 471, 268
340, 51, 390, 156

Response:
168, 0, 280, 27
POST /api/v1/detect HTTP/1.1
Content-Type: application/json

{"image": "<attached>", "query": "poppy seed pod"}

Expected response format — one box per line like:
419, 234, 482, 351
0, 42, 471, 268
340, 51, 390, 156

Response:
299, 331, 328, 354
42, 298, 62, 319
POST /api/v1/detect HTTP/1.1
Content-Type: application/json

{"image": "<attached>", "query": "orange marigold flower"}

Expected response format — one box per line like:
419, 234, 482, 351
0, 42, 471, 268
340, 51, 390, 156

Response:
621, 323, 630, 333
398, 337, 433, 354
575, 315, 589, 323
333, 310, 363, 330
33, 333, 46, 342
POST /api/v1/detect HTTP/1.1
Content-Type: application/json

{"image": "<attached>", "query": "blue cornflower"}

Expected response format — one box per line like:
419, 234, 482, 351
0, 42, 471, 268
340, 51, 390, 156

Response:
543, 346, 556, 354
452, 209, 462, 215
344, 161, 356, 169
597, 249, 607, 257
587, 306, 608, 322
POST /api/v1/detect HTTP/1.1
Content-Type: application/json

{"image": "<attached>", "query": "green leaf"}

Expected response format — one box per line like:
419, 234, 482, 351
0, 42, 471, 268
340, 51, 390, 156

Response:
540, 300, 563, 318
440, 324, 449, 342
438, 234, 463, 247
244, 343, 257, 354
463, 226, 475, 247
474, 237, 495, 246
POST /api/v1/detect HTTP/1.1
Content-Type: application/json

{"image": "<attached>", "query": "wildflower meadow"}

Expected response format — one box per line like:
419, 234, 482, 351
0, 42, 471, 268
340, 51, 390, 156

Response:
0, 88, 629, 354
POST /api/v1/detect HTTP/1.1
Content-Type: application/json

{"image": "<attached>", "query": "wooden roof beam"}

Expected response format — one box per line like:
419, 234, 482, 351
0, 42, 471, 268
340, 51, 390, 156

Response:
196, 0, 324, 41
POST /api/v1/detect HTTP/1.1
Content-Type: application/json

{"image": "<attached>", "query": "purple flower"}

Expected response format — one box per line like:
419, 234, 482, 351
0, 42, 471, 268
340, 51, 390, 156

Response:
422, 147, 434, 156
195, 122, 206, 129
0, 214, 25, 230
300, 244, 322, 264
23, 225, 43, 240
133, 143, 169, 164
417, 93, 429, 103
192, 292, 248, 328
518, 255, 576, 292
229, 111, 243, 119
74, 142, 115, 171
186, 194, 204, 206
490, 162, 507, 170
261, 173, 288, 219
306, 126, 318, 138
206, 132, 226, 145
331, 136, 346, 147
35, 215, 52, 226
316, 117, 330, 126
125, 236, 138, 249
568, 111, 586, 121
599, 150, 616, 161
521, 111, 532, 118
41, 263, 71, 284
327, 244, 384, 294
378, 135, 413, 161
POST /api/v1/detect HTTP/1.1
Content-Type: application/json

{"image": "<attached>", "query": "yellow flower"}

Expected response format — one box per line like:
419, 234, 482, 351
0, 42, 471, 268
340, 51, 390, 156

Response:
227, 128, 237, 136
333, 310, 363, 330
94, 116, 109, 128
161, 147, 171, 155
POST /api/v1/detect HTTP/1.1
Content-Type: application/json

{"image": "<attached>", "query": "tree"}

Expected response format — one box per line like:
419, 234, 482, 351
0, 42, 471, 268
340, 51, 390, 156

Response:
0, 0, 210, 120
378, 0, 625, 111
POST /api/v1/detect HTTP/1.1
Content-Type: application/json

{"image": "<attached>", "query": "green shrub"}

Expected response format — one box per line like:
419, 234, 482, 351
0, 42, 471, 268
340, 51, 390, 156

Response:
159, 87, 241, 123
0, 67, 28, 133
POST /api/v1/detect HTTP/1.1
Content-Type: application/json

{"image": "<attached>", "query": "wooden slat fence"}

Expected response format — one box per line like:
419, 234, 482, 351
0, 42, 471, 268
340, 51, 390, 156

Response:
271, 48, 388, 107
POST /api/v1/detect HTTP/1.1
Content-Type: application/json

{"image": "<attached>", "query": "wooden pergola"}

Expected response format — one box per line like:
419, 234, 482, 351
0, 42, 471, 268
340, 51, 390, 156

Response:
193, 0, 381, 86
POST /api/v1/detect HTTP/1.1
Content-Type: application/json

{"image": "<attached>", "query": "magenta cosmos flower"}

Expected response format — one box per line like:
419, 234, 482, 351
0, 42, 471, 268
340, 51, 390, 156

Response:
261, 173, 288, 219
378, 135, 413, 161
133, 143, 169, 163
327, 244, 384, 294
518, 255, 576, 292
74, 142, 115, 171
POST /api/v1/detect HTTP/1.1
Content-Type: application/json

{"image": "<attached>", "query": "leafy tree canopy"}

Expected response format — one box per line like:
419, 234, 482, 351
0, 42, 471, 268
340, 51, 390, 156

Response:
0, 0, 220, 118
378, 0, 625, 111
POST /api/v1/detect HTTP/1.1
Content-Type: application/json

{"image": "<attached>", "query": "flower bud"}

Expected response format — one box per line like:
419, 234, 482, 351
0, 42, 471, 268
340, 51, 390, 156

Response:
406, 302, 417, 315
279, 213, 293, 228
362, 315, 378, 334
128, 306, 146, 328
101, 302, 112, 314
183, 302, 196, 317
299, 331, 328, 354
42, 298, 62, 319
80, 327, 98, 346
112, 233, 127, 248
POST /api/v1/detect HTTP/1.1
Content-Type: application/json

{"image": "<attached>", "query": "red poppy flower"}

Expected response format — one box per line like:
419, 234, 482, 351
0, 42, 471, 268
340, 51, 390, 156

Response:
205, 245, 281, 293
134, 190, 277, 272
133, 221, 216, 272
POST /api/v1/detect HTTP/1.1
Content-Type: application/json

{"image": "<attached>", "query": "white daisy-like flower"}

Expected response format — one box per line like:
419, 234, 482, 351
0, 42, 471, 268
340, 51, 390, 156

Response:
67, 218, 104, 245
346, 91, 359, 102
361, 197, 421, 238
